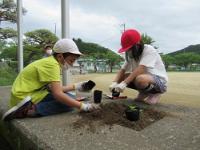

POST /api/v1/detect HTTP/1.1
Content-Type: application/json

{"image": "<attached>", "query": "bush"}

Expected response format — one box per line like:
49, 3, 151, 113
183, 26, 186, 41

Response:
0, 66, 17, 86
7, 61, 18, 72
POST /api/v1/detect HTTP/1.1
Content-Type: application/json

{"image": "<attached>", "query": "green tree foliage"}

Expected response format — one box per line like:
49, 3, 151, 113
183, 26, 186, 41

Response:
25, 29, 58, 47
0, 65, 17, 85
0, 27, 17, 40
23, 45, 43, 65
1, 29, 58, 65
174, 53, 200, 68
193, 54, 200, 64
104, 50, 123, 72
161, 51, 200, 71
0, 42, 51, 66
141, 33, 155, 45
23, 29, 58, 64
161, 54, 175, 69
74, 38, 123, 72
0, 0, 26, 24
0, 40, 6, 52
0, 45, 17, 60
0, 0, 26, 58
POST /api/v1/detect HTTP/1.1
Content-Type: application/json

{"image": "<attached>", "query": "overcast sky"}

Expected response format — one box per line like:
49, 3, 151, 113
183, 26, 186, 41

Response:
3, 0, 200, 54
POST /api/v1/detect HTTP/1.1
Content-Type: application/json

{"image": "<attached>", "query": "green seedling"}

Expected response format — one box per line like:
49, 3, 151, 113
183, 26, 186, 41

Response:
127, 105, 143, 112
128, 105, 137, 111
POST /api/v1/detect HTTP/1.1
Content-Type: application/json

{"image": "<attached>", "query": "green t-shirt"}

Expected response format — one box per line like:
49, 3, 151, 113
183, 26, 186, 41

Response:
10, 56, 61, 107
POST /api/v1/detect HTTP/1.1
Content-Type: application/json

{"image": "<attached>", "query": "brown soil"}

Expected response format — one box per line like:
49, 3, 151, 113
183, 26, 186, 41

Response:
72, 102, 166, 133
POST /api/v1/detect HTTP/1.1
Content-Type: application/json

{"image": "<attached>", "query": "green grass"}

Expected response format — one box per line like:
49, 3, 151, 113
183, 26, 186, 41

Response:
0, 67, 17, 86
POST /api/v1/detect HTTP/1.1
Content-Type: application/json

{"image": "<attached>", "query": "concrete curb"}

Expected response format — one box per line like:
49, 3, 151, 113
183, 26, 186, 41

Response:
0, 120, 41, 150
1, 86, 200, 150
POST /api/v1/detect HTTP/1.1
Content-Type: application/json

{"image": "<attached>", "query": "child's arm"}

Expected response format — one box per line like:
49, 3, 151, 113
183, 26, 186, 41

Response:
50, 81, 80, 108
62, 84, 75, 92
50, 81, 100, 111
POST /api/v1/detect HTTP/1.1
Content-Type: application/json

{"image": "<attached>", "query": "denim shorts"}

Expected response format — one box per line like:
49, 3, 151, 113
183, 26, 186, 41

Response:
152, 75, 167, 93
127, 74, 167, 94
35, 92, 76, 116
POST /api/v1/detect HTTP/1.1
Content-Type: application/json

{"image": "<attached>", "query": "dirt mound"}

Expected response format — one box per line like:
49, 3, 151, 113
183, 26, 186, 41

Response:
72, 103, 166, 132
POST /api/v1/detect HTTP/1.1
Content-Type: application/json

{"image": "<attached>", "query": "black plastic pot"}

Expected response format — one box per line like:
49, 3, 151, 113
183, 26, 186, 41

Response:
82, 80, 96, 91
93, 90, 102, 103
112, 89, 120, 97
125, 107, 140, 121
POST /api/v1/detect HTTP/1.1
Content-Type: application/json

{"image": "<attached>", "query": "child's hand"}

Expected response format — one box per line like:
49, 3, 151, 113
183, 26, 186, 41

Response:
114, 81, 127, 93
109, 82, 118, 92
80, 103, 100, 112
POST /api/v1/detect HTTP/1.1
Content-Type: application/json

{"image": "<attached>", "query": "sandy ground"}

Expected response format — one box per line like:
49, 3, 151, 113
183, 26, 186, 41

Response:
71, 72, 200, 108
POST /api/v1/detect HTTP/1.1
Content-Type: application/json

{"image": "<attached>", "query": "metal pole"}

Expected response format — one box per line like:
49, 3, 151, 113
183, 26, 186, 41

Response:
17, 0, 23, 72
61, 0, 70, 85
123, 23, 126, 32
54, 23, 57, 35
61, 0, 70, 38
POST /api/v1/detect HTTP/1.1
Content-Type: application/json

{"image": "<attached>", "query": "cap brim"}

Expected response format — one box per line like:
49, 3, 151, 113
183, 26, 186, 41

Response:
70, 51, 83, 56
118, 45, 132, 53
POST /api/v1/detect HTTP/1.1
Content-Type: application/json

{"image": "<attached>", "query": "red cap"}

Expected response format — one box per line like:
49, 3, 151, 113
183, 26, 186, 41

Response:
118, 29, 141, 53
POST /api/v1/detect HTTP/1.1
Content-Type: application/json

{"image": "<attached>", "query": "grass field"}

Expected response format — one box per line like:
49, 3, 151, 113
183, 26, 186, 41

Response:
71, 72, 200, 108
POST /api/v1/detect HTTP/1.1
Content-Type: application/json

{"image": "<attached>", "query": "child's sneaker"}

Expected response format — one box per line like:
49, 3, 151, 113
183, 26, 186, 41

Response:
145, 93, 161, 105
134, 92, 149, 102
2, 96, 32, 121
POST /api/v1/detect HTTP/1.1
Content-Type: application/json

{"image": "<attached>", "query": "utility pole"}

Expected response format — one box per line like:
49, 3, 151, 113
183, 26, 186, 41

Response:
122, 23, 126, 32
120, 23, 126, 33
17, 0, 23, 72
61, 0, 70, 86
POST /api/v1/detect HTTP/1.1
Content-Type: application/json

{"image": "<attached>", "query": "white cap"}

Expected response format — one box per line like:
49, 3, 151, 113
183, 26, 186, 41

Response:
53, 38, 82, 55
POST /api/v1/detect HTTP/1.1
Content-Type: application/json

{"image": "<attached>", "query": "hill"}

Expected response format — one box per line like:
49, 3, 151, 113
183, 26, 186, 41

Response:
74, 38, 109, 56
73, 38, 121, 59
72, 38, 123, 72
168, 44, 200, 55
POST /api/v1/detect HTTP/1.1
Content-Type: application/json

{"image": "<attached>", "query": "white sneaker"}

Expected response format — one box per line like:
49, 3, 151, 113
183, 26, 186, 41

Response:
145, 93, 161, 105
134, 92, 149, 102
2, 96, 32, 121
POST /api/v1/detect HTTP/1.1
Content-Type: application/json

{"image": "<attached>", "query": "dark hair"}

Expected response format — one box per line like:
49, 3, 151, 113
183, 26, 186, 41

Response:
53, 52, 80, 59
44, 45, 52, 49
129, 43, 144, 61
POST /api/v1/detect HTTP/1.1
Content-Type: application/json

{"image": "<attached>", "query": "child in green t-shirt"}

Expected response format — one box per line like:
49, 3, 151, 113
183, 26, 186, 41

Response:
2, 39, 99, 121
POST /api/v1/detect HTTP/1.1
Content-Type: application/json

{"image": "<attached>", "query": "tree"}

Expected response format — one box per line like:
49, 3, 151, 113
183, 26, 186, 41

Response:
74, 38, 123, 73
0, 44, 17, 60
0, 29, 58, 64
0, 0, 27, 25
23, 45, 43, 65
161, 54, 175, 69
0, 39, 6, 52
104, 51, 123, 72
23, 29, 58, 64
141, 33, 155, 45
24, 29, 58, 47
194, 55, 200, 64
174, 53, 196, 68
0, 27, 17, 40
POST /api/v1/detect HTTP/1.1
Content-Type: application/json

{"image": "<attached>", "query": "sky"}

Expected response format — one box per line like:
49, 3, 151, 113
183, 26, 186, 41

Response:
2, 0, 200, 54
